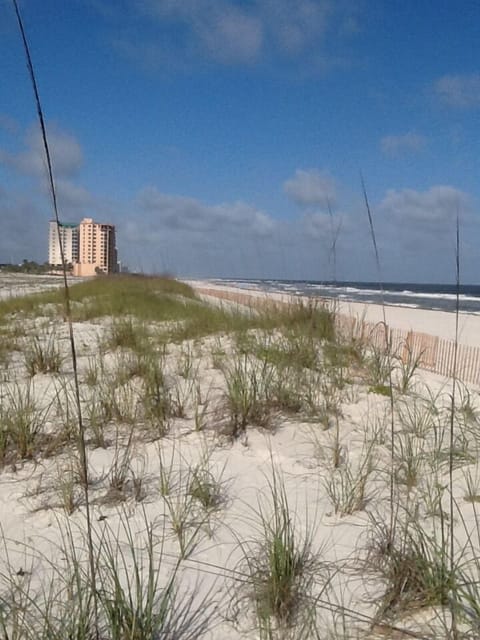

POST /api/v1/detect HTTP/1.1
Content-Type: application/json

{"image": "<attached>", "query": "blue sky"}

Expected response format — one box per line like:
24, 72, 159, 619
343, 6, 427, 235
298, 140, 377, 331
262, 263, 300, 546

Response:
1, 0, 479, 282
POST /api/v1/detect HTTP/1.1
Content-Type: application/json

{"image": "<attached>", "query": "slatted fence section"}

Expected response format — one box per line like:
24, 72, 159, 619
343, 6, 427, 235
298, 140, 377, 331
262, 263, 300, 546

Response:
194, 287, 480, 386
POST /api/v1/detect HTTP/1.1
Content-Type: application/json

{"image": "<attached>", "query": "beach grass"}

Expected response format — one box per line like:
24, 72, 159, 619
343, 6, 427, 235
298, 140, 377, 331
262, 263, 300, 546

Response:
1, 274, 480, 638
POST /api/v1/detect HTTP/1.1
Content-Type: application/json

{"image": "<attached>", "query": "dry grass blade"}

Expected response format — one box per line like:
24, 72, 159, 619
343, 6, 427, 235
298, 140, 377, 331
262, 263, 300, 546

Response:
11, 0, 98, 630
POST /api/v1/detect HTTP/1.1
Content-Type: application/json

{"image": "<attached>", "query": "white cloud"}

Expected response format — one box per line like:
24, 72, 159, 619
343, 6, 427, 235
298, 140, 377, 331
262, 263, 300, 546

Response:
196, 7, 263, 63
0, 192, 47, 262
434, 73, 480, 108
136, 186, 275, 236
378, 185, 469, 230
284, 168, 336, 208
259, 0, 331, 53
139, 0, 263, 64
302, 212, 332, 239
109, 0, 347, 67
55, 179, 93, 213
0, 123, 92, 219
0, 124, 83, 179
380, 132, 427, 156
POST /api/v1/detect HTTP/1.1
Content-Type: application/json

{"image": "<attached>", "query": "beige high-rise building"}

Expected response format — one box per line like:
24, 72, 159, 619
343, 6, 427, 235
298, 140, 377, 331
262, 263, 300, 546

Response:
73, 217, 117, 276
48, 221, 79, 266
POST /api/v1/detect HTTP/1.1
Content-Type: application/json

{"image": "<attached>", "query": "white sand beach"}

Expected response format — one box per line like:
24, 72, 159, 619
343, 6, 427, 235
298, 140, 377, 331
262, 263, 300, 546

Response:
0, 275, 479, 638
186, 279, 480, 347
0, 272, 84, 300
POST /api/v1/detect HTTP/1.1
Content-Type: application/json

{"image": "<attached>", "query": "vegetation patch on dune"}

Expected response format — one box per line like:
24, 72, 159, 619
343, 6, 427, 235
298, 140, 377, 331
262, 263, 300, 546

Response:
0, 275, 479, 639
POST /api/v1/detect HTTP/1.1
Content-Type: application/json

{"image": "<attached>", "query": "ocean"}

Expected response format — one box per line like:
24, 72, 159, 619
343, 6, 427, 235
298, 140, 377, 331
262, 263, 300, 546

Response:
209, 279, 480, 315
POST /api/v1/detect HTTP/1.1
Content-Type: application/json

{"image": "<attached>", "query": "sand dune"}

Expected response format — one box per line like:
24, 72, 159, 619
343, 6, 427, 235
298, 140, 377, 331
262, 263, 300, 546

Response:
0, 275, 478, 638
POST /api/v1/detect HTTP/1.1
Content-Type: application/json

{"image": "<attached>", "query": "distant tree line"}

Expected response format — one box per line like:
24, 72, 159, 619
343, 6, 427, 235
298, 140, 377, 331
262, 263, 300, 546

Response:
0, 260, 56, 274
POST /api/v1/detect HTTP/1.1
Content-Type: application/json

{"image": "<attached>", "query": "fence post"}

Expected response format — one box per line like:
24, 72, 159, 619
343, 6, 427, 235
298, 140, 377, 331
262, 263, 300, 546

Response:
402, 330, 413, 363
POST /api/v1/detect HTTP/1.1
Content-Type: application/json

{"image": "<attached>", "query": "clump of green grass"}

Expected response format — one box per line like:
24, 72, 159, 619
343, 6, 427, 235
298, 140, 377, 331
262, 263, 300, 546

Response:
303, 372, 345, 425
259, 299, 335, 342
101, 429, 139, 505
222, 353, 275, 436
157, 443, 176, 497
106, 318, 148, 352
454, 550, 480, 637
188, 468, 222, 511
176, 343, 198, 379
141, 355, 173, 437
52, 378, 81, 444
187, 451, 225, 514
251, 331, 320, 372
394, 434, 425, 492
0, 426, 8, 466
0, 327, 15, 367
463, 468, 480, 503
83, 388, 110, 448
368, 383, 392, 397
367, 517, 456, 620
396, 395, 438, 439
23, 332, 62, 377
56, 459, 82, 514
432, 429, 475, 472
0, 512, 213, 638
163, 488, 199, 559
269, 365, 305, 415
0, 381, 49, 462
455, 382, 480, 432
396, 343, 424, 393
193, 390, 211, 432
83, 356, 101, 386
111, 350, 151, 386
235, 468, 322, 635
98, 519, 176, 637
324, 441, 374, 515
163, 303, 254, 343
91, 373, 139, 427
365, 341, 394, 389
108, 433, 133, 493
324, 338, 365, 372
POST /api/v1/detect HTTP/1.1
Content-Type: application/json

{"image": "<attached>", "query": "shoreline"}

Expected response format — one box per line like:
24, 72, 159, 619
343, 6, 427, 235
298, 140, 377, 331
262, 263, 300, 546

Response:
186, 279, 480, 349
206, 278, 480, 314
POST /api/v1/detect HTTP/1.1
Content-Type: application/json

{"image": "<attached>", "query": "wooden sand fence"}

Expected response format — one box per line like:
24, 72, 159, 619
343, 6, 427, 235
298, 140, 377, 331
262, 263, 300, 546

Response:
195, 287, 480, 387
337, 316, 480, 386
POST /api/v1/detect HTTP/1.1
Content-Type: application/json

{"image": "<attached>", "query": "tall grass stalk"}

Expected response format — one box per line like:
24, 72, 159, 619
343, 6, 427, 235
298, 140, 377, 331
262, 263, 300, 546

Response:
326, 196, 341, 286
448, 212, 461, 636
11, 0, 98, 631
361, 174, 397, 543
396, 343, 424, 394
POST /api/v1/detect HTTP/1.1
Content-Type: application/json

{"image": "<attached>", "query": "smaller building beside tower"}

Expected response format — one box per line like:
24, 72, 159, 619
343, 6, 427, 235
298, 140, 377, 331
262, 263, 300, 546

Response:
48, 221, 79, 267
49, 217, 118, 276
